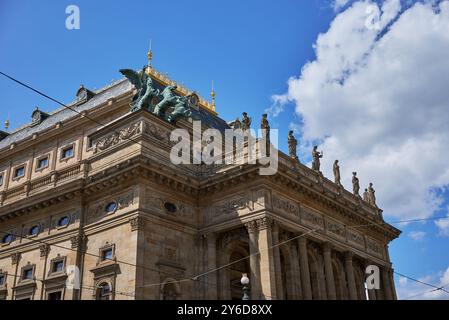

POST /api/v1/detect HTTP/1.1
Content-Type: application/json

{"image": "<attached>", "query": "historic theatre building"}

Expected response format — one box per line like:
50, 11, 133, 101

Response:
0, 51, 400, 300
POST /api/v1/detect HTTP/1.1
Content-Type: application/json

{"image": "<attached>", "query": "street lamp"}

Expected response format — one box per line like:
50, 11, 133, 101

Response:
241, 273, 250, 300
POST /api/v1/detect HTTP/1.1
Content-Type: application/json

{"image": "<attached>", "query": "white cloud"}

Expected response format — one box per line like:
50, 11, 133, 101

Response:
265, 94, 289, 118
396, 266, 449, 300
408, 231, 426, 241
435, 210, 449, 236
277, 0, 449, 223
334, 0, 351, 11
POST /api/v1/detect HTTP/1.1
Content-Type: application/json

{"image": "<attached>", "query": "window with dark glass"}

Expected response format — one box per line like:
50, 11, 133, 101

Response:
96, 283, 111, 300
48, 291, 62, 300
29, 225, 40, 236
2, 233, 13, 244
105, 202, 117, 213
101, 248, 113, 261
37, 157, 49, 169
57, 215, 69, 227
0, 274, 5, 286
14, 166, 25, 178
0, 173, 3, 186
52, 260, 64, 273
61, 146, 74, 159
22, 267, 33, 280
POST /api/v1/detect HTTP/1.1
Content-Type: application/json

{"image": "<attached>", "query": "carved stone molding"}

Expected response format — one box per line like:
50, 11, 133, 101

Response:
256, 217, 272, 231
144, 121, 171, 144
129, 216, 144, 231
272, 194, 299, 218
11, 252, 21, 265
93, 121, 142, 154
244, 220, 259, 234
39, 244, 50, 257
71, 232, 87, 250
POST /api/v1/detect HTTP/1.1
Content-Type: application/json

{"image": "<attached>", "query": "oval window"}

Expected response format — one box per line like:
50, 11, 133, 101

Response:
57, 216, 70, 227
164, 202, 177, 213
29, 225, 40, 236
105, 202, 118, 213
2, 233, 13, 244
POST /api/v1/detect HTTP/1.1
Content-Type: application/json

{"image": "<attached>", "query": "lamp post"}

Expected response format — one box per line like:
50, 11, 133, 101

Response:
241, 273, 250, 300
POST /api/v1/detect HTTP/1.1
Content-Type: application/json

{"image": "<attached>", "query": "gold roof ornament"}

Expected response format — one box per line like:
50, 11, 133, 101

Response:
211, 80, 216, 111
143, 48, 217, 115
4, 119, 9, 132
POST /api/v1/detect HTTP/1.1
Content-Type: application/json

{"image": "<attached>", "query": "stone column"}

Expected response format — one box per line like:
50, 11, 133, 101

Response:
298, 237, 312, 299
344, 252, 358, 300
290, 243, 303, 299
382, 267, 393, 300
257, 217, 277, 299
323, 243, 336, 300
245, 220, 261, 300
206, 232, 218, 300
272, 223, 284, 299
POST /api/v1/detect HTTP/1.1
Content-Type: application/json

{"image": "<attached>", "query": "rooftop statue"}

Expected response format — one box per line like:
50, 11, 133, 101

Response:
288, 130, 298, 160
311, 146, 323, 172
333, 160, 341, 186
120, 67, 192, 123
352, 172, 360, 197
120, 66, 159, 112
242, 112, 251, 131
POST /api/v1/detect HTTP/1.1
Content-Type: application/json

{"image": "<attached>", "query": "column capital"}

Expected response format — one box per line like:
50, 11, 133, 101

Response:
256, 216, 273, 231
344, 251, 354, 261
244, 220, 259, 234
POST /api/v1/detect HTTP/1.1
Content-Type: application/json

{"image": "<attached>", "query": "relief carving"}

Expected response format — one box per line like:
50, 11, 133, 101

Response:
326, 220, 346, 239
144, 122, 170, 144
93, 121, 142, 153
272, 194, 299, 218
301, 208, 324, 230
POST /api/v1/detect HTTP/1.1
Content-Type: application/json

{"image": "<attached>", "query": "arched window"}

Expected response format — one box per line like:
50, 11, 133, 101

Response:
96, 282, 112, 300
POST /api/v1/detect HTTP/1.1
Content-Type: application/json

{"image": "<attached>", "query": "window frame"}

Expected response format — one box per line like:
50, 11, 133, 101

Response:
35, 154, 50, 172
60, 144, 75, 161
98, 242, 116, 264
20, 264, 35, 283
12, 164, 26, 181
49, 255, 66, 275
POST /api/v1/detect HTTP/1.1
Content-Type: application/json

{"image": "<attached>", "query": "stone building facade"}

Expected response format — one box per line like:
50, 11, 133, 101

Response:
0, 61, 400, 300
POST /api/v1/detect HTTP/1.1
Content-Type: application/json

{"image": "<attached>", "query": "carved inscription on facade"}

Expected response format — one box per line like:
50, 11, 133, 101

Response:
272, 194, 299, 219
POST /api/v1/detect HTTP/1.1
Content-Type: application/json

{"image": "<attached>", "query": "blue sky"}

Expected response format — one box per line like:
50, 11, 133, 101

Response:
1, 0, 449, 299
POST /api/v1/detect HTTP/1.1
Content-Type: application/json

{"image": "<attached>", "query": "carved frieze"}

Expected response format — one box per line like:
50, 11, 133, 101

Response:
272, 194, 299, 219
366, 237, 383, 257
145, 192, 194, 220
347, 229, 365, 249
144, 122, 171, 144
208, 194, 253, 223
301, 207, 324, 230
326, 219, 346, 239
93, 121, 142, 154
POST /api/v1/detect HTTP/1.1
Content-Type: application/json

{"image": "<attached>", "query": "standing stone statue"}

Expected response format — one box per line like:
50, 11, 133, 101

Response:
363, 188, 369, 202
333, 160, 341, 186
311, 146, 323, 171
261, 113, 270, 140
260, 113, 270, 156
288, 130, 298, 160
367, 182, 377, 206
352, 172, 360, 196
242, 112, 251, 131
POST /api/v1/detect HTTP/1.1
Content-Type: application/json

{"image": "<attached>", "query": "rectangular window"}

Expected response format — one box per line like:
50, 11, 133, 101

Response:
52, 260, 64, 273
37, 157, 49, 170
101, 248, 113, 261
0, 274, 5, 286
48, 291, 62, 300
0, 173, 3, 186
14, 166, 25, 179
61, 146, 74, 159
22, 267, 33, 280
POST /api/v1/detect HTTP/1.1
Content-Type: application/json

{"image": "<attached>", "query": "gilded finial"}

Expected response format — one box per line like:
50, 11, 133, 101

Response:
4, 119, 9, 132
147, 39, 153, 69
210, 80, 216, 110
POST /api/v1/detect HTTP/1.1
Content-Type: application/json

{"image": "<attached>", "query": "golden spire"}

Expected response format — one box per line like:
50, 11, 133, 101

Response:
210, 80, 216, 110
147, 39, 153, 69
